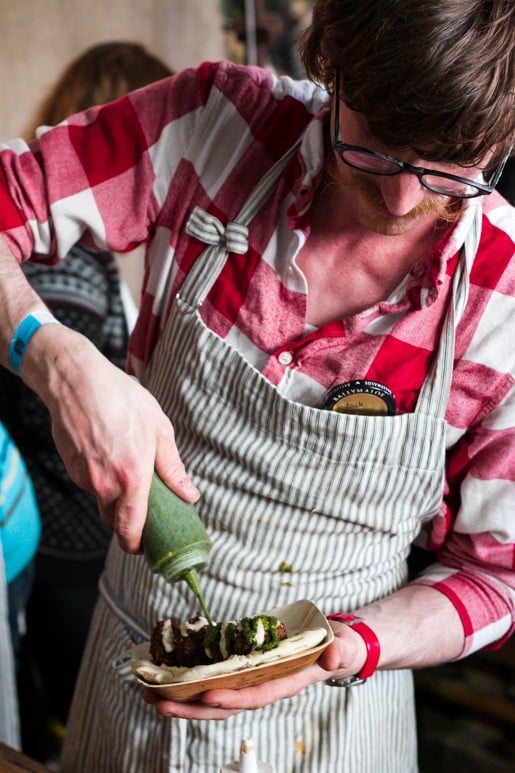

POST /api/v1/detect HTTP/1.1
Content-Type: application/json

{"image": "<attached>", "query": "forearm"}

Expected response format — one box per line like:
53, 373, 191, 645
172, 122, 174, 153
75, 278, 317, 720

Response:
357, 583, 464, 669
0, 239, 91, 409
0, 239, 50, 367
320, 583, 464, 679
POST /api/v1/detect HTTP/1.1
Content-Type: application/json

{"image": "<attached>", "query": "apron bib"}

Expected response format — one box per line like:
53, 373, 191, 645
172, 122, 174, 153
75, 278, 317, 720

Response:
61, 148, 480, 773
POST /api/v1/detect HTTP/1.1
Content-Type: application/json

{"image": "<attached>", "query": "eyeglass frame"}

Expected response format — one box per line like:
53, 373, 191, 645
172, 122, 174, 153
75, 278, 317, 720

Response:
332, 73, 512, 199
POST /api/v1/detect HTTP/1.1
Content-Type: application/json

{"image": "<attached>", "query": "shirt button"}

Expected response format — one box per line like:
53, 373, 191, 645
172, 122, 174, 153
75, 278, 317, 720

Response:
278, 351, 294, 365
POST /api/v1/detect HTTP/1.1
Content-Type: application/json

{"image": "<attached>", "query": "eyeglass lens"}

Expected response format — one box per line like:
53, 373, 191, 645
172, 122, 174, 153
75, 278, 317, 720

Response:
340, 149, 485, 198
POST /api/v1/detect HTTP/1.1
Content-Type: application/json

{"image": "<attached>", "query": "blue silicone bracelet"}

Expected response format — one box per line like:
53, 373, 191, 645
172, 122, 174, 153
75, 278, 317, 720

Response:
8, 311, 59, 374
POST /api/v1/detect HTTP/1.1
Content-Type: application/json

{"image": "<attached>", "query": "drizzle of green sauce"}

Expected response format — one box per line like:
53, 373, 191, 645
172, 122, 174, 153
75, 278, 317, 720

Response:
202, 614, 281, 657
262, 615, 280, 651
241, 615, 280, 651
224, 622, 236, 654
241, 616, 257, 644
203, 622, 220, 649
182, 569, 214, 626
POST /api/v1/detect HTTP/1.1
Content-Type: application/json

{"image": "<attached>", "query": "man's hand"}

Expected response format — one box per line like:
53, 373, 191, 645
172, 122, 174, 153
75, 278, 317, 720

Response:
143, 661, 326, 720
22, 324, 200, 553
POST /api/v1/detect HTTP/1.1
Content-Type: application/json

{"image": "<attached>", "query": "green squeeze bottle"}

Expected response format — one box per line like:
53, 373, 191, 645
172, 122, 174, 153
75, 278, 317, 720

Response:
143, 471, 214, 624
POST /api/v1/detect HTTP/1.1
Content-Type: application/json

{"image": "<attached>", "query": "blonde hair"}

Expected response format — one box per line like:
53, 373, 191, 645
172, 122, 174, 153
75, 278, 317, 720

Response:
25, 41, 173, 138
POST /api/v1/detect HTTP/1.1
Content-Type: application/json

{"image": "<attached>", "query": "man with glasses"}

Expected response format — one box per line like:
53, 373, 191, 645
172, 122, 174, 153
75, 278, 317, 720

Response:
0, 1, 513, 771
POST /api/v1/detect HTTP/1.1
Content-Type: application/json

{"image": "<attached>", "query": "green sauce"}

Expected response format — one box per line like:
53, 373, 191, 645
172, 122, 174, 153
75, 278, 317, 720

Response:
182, 569, 214, 626
241, 615, 280, 651
262, 615, 280, 650
241, 616, 257, 644
224, 622, 236, 653
201, 614, 281, 658
203, 622, 220, 649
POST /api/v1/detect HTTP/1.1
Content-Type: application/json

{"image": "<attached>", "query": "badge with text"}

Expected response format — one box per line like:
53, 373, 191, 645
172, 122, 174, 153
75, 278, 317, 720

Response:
322, 379, 396, 416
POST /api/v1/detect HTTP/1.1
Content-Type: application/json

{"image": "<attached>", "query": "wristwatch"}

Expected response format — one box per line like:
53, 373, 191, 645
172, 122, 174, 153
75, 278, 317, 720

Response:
325, 613, 381, 687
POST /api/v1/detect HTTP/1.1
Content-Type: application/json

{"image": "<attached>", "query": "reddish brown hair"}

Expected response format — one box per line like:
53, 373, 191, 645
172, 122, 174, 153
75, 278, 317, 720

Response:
300, 0, 514, 164
25, 41, 173, 138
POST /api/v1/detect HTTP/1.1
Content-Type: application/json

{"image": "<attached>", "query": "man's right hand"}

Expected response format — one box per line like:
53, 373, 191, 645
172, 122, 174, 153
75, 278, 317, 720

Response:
21, 323, 200, 553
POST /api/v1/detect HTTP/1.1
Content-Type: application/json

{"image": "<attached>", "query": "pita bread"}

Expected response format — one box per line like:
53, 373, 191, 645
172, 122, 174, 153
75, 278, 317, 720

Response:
132, 626, 327, 685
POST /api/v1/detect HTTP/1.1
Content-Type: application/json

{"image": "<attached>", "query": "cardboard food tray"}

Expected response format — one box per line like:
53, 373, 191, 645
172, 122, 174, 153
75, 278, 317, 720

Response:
131, 598, 334, 702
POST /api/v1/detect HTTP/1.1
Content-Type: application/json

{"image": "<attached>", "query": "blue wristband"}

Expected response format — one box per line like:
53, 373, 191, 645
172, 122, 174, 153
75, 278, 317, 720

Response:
8, 310, 60, 374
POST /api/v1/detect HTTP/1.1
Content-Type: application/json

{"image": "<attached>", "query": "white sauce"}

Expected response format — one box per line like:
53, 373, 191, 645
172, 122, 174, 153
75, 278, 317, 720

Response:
254, 619, 266, 648
161, 619, 174, 653
180, 615, 208, 637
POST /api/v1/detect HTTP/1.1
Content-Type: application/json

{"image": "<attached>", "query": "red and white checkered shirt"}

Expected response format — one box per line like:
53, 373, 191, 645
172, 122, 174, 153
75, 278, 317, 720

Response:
1, 60, 514, 655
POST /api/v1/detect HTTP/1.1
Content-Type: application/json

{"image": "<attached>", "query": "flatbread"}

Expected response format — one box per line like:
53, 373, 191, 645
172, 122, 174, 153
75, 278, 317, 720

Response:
132, 626, 327, 685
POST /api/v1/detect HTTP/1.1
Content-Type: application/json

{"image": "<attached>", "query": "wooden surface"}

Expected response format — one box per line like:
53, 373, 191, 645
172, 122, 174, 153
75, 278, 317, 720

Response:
0, 744, 51, 772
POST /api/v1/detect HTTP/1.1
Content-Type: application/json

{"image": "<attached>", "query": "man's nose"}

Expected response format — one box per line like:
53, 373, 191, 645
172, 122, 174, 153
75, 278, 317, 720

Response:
379, 172, 428, 216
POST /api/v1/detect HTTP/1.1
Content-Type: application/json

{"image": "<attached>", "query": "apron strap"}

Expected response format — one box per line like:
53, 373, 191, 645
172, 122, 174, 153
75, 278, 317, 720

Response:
99, 573, 150, 640
174, 135, 481, 422
416, 203, 482, 418
178, 142, 301, 310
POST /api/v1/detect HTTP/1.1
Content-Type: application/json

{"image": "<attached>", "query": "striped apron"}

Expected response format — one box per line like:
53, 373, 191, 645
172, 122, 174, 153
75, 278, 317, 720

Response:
61, 148, 480, 773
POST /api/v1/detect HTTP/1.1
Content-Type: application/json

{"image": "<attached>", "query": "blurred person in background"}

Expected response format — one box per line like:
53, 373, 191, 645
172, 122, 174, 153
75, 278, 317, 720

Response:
0, 421, 41, 750
0, 40, 172, 763
268, 0, 313, 78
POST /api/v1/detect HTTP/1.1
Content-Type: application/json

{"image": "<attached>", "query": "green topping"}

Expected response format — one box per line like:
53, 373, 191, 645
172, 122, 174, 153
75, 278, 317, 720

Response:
263, 615, 280, 651
224, 622, 236, 654
202, 614, 282, 658
203, 622, 220, 650
241, 616, 257, 644
240, 615, 280, 651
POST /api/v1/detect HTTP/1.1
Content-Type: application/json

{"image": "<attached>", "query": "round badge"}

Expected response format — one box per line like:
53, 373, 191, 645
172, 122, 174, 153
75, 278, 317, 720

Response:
322, 380, 396, 416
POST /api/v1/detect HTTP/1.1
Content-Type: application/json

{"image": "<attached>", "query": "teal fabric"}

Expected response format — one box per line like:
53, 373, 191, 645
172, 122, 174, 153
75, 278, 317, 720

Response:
0, 422, 41, 583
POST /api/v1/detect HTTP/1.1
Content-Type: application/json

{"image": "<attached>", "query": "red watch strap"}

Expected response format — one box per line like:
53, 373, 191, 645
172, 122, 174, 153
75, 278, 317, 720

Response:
328, 613, 381, 680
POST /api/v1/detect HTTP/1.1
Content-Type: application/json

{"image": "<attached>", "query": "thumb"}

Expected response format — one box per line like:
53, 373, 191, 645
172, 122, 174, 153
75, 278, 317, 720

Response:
155, 444, 200, 503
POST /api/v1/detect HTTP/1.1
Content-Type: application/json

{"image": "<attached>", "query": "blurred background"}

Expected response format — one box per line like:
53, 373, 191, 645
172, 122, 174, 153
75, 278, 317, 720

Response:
0, 0, 313, 143
0, 0, 222, 142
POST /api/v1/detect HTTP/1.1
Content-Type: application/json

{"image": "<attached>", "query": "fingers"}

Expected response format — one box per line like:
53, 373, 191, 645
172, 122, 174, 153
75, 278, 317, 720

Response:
84, 423, 155, 553
96, 481, 151, 555
45, 345, 199, 553
97, 497, 116, 530
317, 625, 365, 677
153, 665, 327, 719
112, 465, 155, 554
201, 665, 325, 712
95, 439, 191, 554
155, 436, 201, 504
144, 663, 338, 720
143, 690, 242, 721
317, 639, 346, 672
109, 406, 201, 553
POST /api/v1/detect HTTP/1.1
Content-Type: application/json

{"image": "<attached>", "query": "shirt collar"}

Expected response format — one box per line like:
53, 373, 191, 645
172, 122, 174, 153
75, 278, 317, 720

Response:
287, 108, 483, 309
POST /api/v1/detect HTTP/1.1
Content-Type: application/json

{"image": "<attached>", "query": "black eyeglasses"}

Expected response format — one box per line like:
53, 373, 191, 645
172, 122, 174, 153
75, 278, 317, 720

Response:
333, 74, 512, 199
